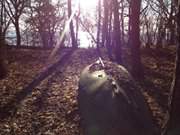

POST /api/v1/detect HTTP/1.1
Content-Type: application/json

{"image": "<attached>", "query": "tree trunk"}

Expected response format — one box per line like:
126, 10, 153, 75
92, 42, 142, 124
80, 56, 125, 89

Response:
113, 0, 122, 64
15, 20, 21, 47
96, 0, 102, 57
129, 0, 144, 79
101, 0, 109, 47
49, 33, 54, 47
145, 16, 152, 49
127, 5, 132, 47
68, 0, 77, 48
164, 2, 180, 135
106, 4, 114, 61
169, 23, 175, 45
156, 16, 165, 49
0, 25, 7, 79
121, 0, 125, 45
76, 1, 80, 46
40, 31, 49, 48
169, 1, 176, 45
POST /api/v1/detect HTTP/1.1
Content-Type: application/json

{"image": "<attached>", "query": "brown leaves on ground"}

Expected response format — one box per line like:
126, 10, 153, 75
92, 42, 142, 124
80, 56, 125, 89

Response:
0, 46, 176, 134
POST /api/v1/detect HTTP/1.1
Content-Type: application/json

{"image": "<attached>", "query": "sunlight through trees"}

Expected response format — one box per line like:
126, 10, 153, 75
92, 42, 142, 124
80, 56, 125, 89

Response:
0, 0, 180, 134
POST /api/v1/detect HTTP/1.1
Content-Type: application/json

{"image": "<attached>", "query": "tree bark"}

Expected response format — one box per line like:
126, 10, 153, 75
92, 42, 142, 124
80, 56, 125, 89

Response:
96, 0, 102, 57
15, 20, 21, 47
113, 0, 122, 64
68, 0, 77, 48
101, 0, 109, 47
156, 10, 165, 49
169, 26, 175, 45
5, 0, 25, 47
40, 30, 49, 48
76, 1, 80, 45
127, 4, 132, 47
0, 25, 7, 79
129, 0, 144, 79
145, 16, 152, 48
156, 24, 164, 49
107, 4, 114, 61
168, 1, 176, 45
120, 0, 125, 45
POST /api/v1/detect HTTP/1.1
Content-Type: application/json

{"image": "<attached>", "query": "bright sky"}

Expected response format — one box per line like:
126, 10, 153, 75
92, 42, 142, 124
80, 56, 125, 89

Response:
77, 0, 98, 48
79, 0, 97, 10
52, 0, 98, 48
52, 0, 97, 11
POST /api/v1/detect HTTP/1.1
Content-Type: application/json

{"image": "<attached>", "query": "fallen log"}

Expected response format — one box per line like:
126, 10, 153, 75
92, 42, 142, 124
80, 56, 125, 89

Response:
78, 60, 160, 135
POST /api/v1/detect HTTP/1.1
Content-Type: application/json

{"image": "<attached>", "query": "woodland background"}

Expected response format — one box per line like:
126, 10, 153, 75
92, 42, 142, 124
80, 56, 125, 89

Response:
0, 0, 180, 134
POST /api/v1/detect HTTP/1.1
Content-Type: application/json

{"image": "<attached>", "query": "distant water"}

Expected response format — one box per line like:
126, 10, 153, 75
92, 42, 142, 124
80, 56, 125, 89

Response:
6, 29, 96, 48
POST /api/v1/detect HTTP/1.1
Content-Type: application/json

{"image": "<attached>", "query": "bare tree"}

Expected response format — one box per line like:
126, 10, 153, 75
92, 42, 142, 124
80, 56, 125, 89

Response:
168, 0, 176, 45
75, 1, 80, 46
156, 14, 165, 48
0, 25, 7, 79
27, 0, 64, 48
101, 0, 114, 61
129, 0, 144, 79
107, 2, 114, 60
113, 0, 122, 64
5, 0, 27, 47
0, 0, 10, 79
147, 0, 176, 47
144, 13, 153, 48
1, 0, 10, 42
101, 0, 109, 48
120, 0, 125, 45
96, 0, 102, 57
68, 0, 77, 48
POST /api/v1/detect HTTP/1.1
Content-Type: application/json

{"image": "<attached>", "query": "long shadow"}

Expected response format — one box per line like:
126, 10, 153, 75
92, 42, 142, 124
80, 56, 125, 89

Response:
144, 66, 172, 81
142, 47, 175, 62
142, 66, 172, 111
141, 79, 169, 110
0, 49, 75, 120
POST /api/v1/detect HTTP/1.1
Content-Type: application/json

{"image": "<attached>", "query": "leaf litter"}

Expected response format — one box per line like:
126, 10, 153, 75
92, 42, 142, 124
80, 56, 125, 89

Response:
0, 47, 176, 134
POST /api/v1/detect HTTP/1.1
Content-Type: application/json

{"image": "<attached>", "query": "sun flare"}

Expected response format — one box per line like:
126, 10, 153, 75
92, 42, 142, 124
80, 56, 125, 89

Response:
52, 0, 98, 12
79, 0, 98, 10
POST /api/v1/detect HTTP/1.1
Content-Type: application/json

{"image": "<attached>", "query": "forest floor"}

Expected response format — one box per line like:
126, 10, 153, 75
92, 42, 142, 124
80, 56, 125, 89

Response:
0, 46, 176, 135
